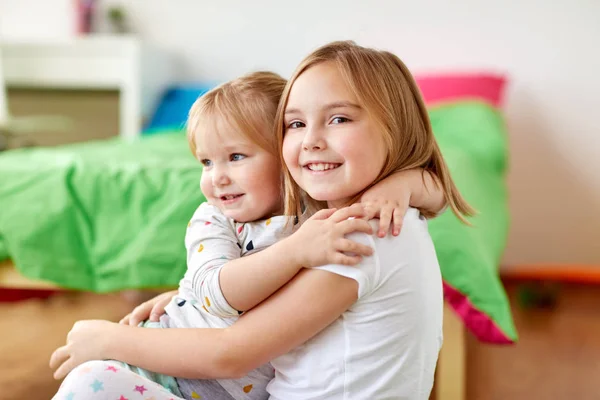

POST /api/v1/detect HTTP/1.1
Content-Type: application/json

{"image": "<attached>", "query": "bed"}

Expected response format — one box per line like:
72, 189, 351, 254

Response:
0, 74, 517, 399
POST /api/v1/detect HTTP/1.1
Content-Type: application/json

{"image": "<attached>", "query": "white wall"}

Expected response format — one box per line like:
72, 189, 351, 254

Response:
101, 1, 600, 266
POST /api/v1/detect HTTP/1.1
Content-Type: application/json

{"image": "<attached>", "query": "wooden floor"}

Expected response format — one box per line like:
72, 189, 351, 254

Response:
1, 282, 599, 400
467, 282, 600, 400
0, 291, 136, 400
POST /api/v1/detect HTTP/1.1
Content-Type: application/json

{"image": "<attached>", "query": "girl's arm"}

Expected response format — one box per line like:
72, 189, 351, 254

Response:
184, 204, 367, 317
361, 169, 445, 237
180, 203, 247, 318
51, 266, 359, 380
218, 204, 372, 312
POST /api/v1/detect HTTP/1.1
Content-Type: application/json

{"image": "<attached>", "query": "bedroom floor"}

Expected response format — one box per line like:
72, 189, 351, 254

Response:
1, 282, 599, 400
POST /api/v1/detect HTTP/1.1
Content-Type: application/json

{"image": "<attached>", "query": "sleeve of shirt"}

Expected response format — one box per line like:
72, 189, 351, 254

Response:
179, 203, 241, 318
312, 230, 380, 300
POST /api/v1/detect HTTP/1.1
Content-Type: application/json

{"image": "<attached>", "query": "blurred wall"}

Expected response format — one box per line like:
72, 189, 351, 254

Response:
22, 0, 600, 266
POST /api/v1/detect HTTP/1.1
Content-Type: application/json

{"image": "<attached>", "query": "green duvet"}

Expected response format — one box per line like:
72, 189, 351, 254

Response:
0, 133, 204, 290
0, 101, 516, 343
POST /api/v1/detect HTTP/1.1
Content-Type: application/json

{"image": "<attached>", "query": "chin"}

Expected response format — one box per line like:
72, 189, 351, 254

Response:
306, 189, 342, 203
222, 211, 241, 221
227, 208, 268, 223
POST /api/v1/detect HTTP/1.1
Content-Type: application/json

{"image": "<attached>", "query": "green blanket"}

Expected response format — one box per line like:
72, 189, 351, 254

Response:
0, 132, 204, 290
0, 102, 516, 343
0, 237, 7, 260
428, 102, 515, 343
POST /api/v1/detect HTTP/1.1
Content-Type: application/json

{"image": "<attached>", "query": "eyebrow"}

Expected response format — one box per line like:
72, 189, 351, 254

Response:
196, 143, 252, 157
222, 143, 245, 150
285, 101, 361, 116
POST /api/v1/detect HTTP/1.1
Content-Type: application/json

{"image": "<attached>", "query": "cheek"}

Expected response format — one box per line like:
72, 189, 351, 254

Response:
282, 135, 300, 170
344, 130, 386, 175
199, 173, 212, 196
373, 137, 388, 171
247, 158, 281, 194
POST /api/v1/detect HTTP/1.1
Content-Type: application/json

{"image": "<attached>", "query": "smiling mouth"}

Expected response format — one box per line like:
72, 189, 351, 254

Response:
305, 163, 341, 172
220, 194, 244, 201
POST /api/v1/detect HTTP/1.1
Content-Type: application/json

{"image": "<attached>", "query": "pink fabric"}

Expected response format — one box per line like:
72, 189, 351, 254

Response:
443, 281, 513, 344
415, 74, 507, 108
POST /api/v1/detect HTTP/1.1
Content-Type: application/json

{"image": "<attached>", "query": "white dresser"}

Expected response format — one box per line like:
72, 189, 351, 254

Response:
1, 35, 175, 140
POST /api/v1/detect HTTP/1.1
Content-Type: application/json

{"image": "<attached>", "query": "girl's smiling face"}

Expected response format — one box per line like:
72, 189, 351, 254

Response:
282, 61, 387, 208
195, 117, 282, 222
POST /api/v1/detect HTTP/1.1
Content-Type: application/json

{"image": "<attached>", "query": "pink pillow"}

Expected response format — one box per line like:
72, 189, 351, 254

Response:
415, 74, 507, 108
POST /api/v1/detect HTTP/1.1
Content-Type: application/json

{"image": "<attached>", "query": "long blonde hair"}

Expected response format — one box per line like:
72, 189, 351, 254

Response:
187, 71, 287, 157
276, 41, 474, 223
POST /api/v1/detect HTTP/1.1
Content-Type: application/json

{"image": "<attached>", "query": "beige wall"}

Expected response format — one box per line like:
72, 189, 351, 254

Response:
100, 0, 600, 267
5, 0, 596, 266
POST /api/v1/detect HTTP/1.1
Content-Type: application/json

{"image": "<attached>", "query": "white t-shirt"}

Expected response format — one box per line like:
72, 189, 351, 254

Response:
266, 208, 444, 400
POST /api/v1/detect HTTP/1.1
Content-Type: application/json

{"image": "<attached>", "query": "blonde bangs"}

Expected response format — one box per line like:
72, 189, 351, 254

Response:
187, 71, 287, 158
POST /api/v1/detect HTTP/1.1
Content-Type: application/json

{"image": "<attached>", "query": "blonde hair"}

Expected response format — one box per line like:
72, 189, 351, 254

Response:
187, 71, 287, 156
276, 41, 474, 223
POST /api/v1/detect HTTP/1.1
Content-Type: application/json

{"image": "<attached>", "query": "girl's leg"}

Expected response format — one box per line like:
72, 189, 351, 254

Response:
53, 360, 184, 400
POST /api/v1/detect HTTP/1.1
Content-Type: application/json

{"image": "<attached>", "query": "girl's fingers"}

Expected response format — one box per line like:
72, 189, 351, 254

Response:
338, 218, 373, 236
149, 297, 171, 322
49, 345, 69, 370
392, 207, 406, 236
130, 301, 154, 326
119, 314, 131, 325
311, 208, 337, 221
337, 238, 373, 257
334, 253, 362, 266
377, 205, 394, 237
53, 357, 75, 380
361, 203, 379, 220
330, 204, 365, 222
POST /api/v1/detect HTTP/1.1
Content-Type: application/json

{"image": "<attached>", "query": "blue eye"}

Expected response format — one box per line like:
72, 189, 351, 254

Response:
200, 159, 212, 167
331, 116, 350, 124
230, 153, 246, 162
287, 121, 305, 129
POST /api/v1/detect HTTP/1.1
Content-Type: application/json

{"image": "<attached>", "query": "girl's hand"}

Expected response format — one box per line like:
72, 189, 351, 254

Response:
119, 290, 178, 326
290, 203, 374, 267
361, 169, 446, 237
362, 197, 409, 238
50, 320, 117, 380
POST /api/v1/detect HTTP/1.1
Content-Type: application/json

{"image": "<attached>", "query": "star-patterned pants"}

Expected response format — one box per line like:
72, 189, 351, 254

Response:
53, 359, 271, 400
53, 360, 185, 400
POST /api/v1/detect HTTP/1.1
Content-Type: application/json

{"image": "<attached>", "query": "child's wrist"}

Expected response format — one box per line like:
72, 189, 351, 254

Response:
279, 235, 304, 270
407, 174, 423, 208
104, 323, 127, 359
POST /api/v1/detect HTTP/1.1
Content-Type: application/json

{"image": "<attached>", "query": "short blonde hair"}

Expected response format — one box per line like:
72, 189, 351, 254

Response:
187, 71, 287, 157
276, 41, 474, 222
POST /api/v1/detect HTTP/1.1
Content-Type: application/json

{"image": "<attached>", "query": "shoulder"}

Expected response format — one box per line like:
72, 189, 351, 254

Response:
345, 208, 428, 253
186, 203, 236, 242
244, 215, 292, 236
348, 208, 433, 287
190, 202, 231, 226
365, 208, 429, 250
193, 202, 224, 219
301, 210, 432, 300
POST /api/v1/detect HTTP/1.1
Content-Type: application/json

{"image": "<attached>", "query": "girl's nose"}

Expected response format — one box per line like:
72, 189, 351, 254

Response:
212, 166, 231, 187
302, 126, 327, 151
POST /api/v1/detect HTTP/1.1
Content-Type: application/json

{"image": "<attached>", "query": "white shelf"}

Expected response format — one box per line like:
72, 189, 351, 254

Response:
1, 35, 175, 139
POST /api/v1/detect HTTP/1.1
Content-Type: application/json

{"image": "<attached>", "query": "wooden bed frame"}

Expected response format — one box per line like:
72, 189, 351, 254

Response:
0, 260, 467, 400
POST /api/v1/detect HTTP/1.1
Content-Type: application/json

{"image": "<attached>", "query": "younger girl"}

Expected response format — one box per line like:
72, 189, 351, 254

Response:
51, 69, 445, 400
